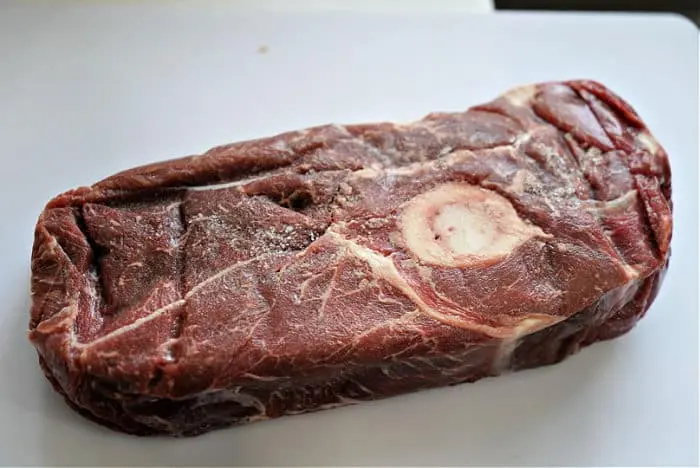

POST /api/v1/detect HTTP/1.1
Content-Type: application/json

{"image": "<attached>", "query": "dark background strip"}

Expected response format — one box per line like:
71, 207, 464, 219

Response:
495, 0, 700, 27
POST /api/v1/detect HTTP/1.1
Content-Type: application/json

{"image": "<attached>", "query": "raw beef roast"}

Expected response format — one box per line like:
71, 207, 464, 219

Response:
29, 80, 672, 436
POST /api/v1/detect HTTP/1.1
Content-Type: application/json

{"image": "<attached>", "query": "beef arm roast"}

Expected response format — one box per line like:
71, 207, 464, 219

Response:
28, 80, 672, 436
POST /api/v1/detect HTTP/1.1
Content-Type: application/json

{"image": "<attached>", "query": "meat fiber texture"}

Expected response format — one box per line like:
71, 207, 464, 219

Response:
29, 80, 672, 437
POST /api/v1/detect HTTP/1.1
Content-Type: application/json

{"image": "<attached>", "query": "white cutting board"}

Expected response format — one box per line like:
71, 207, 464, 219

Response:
0, 2, 697, 466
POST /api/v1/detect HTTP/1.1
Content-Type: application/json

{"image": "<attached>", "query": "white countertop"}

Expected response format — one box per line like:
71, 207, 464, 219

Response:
0, 2, 697, 466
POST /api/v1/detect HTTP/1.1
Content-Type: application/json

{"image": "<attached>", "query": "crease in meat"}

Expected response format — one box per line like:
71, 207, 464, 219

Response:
74, 251, 287, 350
569, 86, 617, 152
184, 252, 283, 299
172, 127, 525, 195
74, 299, 184, 350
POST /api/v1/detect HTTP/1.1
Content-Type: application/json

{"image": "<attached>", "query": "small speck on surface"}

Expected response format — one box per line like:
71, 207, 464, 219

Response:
257, 45, 268, 55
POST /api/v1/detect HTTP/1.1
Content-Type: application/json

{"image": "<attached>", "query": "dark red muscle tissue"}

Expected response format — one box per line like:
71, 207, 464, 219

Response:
29, 81, 672, 436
